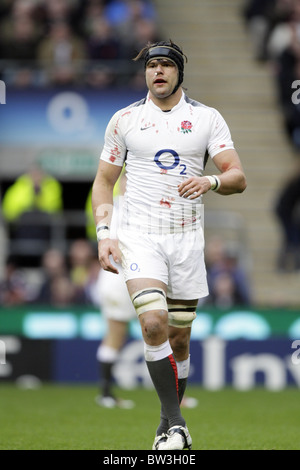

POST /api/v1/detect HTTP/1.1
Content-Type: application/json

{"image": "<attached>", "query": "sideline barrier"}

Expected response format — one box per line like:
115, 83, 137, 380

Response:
0, 306, 300, 389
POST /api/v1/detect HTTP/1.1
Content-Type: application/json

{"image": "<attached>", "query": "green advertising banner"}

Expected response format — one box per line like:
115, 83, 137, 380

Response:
1, 306, 300, 340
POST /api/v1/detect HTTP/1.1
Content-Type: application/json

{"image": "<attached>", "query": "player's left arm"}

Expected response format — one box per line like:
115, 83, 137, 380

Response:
211, 149, 247, 195
178, 149, 246, 199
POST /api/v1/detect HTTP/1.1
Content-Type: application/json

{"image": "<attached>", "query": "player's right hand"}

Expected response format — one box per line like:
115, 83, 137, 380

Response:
98, 239, 120, 274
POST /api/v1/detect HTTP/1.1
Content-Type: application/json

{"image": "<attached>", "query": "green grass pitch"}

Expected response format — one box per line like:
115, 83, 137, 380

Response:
1, 384, 299, 450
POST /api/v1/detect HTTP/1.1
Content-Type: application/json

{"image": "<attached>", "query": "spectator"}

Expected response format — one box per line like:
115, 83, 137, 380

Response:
84, 15, 122, 86
80, 0, 107, 38
43, 0, 80, 31
104, 0, 156, 27
0, 15, 40, 61
48, 273, 78, 307
274, 167, 300, 271
2, 164, 63, 241
33, 248, 68, 304
68, 238, 98, 303
2, 164, 62, 222
83, 256, 102, 305
207, 270, 248, 309
37, 20, 87, 86
86, 16, 121, 61
0, 255, 30, 306
115, 0, 161, 58
205, 236, 252, 308
121, 16, 161, 60
274, 28, 300, 149
0, 0, 43, 40
266, 0, 300, 61
242, 0, 293, 60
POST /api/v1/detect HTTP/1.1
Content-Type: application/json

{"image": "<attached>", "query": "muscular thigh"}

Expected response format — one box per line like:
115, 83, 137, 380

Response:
118, 229, 169, 286
126, 278, 167, 298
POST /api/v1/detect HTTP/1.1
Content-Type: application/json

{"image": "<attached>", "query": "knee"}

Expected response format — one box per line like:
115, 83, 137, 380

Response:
140, 311, 168, 342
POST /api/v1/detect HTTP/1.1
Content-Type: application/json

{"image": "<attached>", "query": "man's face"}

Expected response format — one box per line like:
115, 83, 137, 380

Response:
145, 58, 178, 99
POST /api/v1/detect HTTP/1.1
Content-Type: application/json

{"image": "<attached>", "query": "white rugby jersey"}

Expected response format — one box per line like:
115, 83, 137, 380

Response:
100, 92, 235, 234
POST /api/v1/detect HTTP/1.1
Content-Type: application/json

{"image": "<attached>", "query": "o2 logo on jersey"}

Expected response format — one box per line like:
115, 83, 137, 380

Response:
130, 263, 140, 272
154, 149, 186, 175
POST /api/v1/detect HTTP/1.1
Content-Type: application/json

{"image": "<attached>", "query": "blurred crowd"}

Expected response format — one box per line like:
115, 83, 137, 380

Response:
0, 0, 161, 88
0, 240, 101, 307
243, 0, 300, 271
242, 0, 300, 152
0, 235, 252, 309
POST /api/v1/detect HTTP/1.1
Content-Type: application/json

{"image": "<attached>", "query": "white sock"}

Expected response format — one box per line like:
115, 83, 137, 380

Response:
176, 356, 190, 379
144, 340, 173, 362
96, 344, 119, 363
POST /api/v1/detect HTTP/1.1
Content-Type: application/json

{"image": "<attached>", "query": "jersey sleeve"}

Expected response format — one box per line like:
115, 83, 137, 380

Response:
100, 110, 127, 166
207, 109, 235, 158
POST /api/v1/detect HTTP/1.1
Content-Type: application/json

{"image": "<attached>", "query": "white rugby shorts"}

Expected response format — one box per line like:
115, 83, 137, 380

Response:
118, 228, 209, 300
